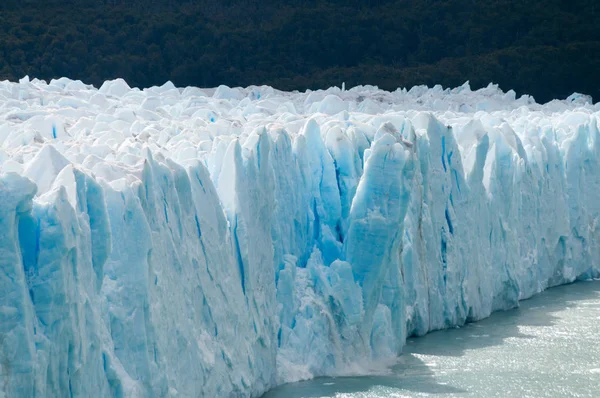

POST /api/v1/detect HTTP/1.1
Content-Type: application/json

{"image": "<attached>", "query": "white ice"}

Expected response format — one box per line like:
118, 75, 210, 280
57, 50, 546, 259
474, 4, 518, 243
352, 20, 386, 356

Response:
0, 77, 599, 397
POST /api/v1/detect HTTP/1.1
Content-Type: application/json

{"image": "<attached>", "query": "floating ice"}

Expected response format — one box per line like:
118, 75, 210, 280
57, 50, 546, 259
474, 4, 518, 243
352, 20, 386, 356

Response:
0, 78, 598, 397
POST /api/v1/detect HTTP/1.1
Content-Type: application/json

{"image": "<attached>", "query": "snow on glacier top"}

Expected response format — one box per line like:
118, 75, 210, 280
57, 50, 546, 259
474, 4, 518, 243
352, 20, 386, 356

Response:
0, 77, 596, 193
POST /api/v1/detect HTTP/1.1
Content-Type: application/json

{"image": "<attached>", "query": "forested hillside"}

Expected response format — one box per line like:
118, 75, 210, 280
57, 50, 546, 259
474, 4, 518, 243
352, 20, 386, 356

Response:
1, 0, 598, 102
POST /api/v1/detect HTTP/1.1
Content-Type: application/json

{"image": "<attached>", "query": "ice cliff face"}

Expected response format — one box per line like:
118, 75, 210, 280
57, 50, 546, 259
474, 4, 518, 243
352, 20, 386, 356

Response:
1, 77, 599, 397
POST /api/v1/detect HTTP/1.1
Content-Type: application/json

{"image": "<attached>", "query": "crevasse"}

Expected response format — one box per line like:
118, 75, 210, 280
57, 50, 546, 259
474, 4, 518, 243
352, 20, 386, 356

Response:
0, 78, 599, 397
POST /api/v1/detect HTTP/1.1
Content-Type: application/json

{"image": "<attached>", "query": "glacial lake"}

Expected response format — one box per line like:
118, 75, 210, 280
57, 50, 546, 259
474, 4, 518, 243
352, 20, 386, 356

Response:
263, 280, 600, 397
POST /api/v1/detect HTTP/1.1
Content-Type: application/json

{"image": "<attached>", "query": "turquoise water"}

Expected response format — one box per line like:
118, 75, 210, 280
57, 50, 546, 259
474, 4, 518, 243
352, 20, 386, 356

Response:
264, 281, 600, 398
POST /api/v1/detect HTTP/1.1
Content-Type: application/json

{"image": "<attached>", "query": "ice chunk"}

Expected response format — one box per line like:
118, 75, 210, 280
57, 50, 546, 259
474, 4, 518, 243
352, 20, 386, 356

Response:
99, 78, 132, 97
23, 145, 70, 195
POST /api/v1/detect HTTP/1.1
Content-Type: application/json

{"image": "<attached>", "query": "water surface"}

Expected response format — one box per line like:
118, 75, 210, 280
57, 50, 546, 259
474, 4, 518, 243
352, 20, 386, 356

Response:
264, 281, 600, 397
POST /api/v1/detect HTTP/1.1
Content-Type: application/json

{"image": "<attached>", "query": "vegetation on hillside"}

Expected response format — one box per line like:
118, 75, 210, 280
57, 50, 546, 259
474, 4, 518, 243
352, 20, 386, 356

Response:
0, 0, 598, 102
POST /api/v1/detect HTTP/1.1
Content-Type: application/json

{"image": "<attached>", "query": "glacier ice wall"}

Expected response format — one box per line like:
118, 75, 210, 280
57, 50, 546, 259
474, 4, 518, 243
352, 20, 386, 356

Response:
1, 77, 599, 397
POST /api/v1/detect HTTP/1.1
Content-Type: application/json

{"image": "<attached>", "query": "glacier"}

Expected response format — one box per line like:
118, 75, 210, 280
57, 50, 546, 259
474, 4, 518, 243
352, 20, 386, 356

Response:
0, 77, 599, 397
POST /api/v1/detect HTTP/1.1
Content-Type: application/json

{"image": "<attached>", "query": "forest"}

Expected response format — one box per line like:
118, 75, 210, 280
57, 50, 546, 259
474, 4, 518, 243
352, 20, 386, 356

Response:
0, 0, 598, 102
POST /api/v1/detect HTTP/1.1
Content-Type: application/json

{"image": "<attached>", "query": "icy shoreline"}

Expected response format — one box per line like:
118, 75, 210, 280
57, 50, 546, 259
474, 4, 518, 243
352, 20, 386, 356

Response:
1, 78, 599, 397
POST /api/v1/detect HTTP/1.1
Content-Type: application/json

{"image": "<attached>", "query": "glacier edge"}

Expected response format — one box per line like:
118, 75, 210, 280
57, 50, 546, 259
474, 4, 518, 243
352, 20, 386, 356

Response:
0, 79, 599, 397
